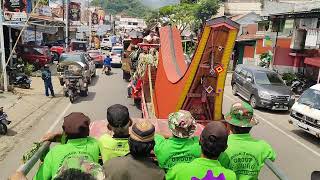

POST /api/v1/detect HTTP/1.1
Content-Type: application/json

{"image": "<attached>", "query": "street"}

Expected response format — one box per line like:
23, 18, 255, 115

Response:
0, 69, 319, 179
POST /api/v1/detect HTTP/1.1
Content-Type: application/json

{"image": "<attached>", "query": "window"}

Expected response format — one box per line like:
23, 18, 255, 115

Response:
235, 66, 242, 74
239, 69, 248, 78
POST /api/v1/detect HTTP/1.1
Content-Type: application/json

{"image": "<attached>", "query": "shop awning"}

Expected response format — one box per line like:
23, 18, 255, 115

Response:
304, 57, 320, 67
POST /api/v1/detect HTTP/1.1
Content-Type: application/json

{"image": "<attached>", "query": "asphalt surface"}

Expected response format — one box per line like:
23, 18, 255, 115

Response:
0, 68, 319, 179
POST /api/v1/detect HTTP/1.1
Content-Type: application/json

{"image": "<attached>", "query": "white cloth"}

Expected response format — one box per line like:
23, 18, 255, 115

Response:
305, 29, 318, 48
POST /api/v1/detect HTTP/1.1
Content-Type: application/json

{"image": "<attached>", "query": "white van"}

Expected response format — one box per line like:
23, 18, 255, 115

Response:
289, 84, 320, 137
100, 38, 112, 50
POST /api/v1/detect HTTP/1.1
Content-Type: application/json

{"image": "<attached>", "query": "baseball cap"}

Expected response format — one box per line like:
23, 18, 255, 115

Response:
107, 104, 130, 128
224, 102, 258, 128
168, 110, 196, 138
130, 120, 155, 142
62, 112, 90, 138
200, 121, 228, 157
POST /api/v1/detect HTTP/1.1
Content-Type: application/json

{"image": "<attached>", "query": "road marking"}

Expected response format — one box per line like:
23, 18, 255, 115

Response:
46, 103, 71, 133
224, 94, 320, 158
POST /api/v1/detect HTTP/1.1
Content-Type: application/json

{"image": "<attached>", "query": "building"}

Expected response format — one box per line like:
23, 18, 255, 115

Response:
116, 17, 147, 31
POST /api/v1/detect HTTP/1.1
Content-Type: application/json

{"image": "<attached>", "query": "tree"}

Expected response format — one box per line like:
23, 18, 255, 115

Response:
194, 0, 221, 24
91, 0, 151, 18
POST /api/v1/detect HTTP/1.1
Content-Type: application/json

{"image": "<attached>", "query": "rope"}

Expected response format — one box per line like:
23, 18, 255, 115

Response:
148, 64, 155, 117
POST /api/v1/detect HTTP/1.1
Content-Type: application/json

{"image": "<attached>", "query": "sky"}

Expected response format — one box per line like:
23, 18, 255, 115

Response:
141, 0, 179, 8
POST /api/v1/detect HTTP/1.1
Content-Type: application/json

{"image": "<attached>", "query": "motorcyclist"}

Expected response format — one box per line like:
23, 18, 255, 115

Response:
102, 54, 112, 74
41, 64, 55, 97
0, 107, 11, 125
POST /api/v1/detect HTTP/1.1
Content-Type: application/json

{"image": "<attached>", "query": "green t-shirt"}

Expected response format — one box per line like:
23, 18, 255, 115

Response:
34, 137, 100, 180
98, 134, 129, 163
154, 134, 201, 170
218, 134, 276, 180
166, 158, 236, 180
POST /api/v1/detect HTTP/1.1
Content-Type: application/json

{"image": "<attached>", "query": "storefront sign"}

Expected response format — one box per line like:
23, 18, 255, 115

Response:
22, 30, 43, 43
69, 1, 81, 21
38, 6, 52, 17
4, 11, 27, 21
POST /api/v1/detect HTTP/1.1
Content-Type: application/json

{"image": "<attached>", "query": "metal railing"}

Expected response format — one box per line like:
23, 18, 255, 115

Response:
265, 159, 289, 180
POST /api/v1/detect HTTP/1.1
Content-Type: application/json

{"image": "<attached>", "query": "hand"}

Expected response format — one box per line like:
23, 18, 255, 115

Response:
9, 171, 27, 180
41, 131, 63, 142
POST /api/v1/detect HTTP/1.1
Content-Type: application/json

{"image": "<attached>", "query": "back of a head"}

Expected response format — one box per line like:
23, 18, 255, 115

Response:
63, 112, 90, 139
107, 104, 130, 128
200, 121, 228, 159
311, 171, 320, 180
54, 169, 96, 180
129, 120, 155, 158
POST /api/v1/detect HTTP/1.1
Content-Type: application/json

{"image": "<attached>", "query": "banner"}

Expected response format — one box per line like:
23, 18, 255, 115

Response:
69, 2, 81, 21
92, 12, 99, 25
22, 30, 43, 44
4, 0, 27, 12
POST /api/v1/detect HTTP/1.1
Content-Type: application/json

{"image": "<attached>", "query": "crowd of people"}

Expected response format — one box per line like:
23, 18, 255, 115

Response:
10, 102, 276, 180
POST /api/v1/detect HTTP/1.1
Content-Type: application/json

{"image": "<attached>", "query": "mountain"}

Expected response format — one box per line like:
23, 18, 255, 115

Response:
141, 0, 179, 8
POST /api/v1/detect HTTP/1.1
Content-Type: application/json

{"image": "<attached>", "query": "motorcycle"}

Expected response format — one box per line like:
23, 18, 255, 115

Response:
291, 74, 315, 95
104, 66, 111, 76
0, 110, 11, 135
6, 66, 31, 89
60, 61, 89, 103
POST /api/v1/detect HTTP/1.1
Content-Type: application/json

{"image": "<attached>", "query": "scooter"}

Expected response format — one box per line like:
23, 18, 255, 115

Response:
7, 66, 31, 89
0, 111, 11, 135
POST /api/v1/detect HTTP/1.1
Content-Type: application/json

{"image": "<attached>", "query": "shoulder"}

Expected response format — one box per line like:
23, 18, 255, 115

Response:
98, 134, 112, 142
104, 156, 128, 169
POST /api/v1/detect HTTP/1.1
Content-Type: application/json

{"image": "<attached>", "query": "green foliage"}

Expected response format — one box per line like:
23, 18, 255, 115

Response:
195, 0, 221, 24
24, 63, 35, 76
146, 0, 221, 33
282, 72, 296, 86
91, 0, 151, 18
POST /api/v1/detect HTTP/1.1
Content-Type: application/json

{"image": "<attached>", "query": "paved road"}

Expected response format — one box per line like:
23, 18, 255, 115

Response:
0, 69, 319, 179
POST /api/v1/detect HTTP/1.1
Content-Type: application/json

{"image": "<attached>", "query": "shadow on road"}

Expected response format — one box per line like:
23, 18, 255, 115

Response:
5, 129, 17, 136
75, 92, 96, 104
90, 75, 100, 86
291, 129, 320, 148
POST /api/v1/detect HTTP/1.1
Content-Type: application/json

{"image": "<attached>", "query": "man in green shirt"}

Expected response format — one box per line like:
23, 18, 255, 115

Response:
219, 102, 276, 180
154, 110, 201, 170
34, 112, 100, 180
98, 104, 132, 163
166, 121, 236, 180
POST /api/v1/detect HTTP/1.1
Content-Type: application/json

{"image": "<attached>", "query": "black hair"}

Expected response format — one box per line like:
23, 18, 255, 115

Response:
54, 168, 96, 180
200, 135, 228, 159
107, 104, 130, 128
231, 125, 252, 134
311, 171, 320, 180
128, 138, 155, 158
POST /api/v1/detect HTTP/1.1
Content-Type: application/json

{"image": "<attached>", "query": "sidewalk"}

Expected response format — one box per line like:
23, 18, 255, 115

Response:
0, 76, 64, 161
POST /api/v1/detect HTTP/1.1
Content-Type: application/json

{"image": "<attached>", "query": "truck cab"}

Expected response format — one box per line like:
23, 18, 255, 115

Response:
289, 84, 320, 137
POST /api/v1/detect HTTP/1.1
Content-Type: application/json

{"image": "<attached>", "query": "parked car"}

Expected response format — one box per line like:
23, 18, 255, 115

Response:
16, 44, 52, 69
111, 46, 124, 67
231, 65, 295, 110
44, 40, 65, 47
57, 52, 96, 84
100, 38, 112, 50
88, 50, 104, 68
68, 41, 87, 52
289, 84, 320, 137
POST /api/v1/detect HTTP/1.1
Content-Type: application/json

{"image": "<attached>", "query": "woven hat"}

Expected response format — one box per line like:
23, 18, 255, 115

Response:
130, 120, 155, 142
168, 110, 197, 138
224, 102, 258, 128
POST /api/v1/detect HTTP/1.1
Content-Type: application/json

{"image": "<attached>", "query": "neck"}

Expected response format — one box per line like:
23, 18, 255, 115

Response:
113, 133, 130, 138
201, 153, 218, 160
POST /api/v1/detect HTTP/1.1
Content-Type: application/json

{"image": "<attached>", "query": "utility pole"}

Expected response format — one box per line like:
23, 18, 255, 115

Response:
89, 10, 92, 48
0, 9, 8, 91
65, 0, 69, 51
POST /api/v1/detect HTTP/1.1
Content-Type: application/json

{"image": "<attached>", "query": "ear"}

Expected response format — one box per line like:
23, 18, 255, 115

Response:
107, 124, 112, 131
129, 119, 133, 126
